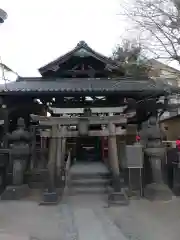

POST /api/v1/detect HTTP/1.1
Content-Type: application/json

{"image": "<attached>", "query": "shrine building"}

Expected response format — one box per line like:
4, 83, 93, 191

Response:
0, 41, 177, 203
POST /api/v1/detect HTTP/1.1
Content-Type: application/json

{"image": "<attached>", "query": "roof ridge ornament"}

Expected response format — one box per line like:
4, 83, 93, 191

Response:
77, 41, 88, 48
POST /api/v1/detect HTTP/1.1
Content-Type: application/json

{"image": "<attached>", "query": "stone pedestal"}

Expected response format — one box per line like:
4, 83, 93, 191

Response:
144, 183, 173, 201
108, 174, 129, 206
144, 151, 173, 201
40, 191, 59, 205
108, 187, 129, 206
144, 148, 173, 200
1, 184, 29, 200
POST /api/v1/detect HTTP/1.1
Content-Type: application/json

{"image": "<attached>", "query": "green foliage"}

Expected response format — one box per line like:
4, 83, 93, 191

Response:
112, 40, 151, 77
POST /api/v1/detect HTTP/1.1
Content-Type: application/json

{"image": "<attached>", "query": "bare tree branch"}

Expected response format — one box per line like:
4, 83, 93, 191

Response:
119, 0, 180, 65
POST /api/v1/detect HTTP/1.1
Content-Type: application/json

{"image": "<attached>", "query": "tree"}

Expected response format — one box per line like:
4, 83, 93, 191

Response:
112, 39, 151, 77
120, 0, 180, 64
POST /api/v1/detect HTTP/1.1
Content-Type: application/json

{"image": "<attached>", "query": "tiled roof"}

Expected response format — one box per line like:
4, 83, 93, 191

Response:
0, 77, 176, 96
39, 41, 120, 74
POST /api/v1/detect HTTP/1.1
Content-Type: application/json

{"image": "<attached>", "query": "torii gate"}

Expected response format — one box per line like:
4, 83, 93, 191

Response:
30, 113, 127, 203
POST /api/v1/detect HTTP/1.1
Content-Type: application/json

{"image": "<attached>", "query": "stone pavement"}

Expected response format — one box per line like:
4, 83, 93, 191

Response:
107, 197, 180, 240
0, 193, 180, 240
0, 193, 127, 240
0, 232, 30, 240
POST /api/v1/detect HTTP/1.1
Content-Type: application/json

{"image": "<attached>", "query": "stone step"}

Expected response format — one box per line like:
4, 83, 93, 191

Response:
28, 181, 45, 189
69, 186, 107, 195
70, 173, 111, 180
70, 178, 109, 187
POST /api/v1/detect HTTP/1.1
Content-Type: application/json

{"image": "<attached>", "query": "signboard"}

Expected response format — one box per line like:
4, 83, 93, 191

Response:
126, 144, 144, 168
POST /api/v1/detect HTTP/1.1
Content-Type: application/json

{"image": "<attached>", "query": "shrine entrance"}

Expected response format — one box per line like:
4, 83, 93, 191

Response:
31, 113, 127, 174
76, 136, 101, 162
0, 41, 176, 204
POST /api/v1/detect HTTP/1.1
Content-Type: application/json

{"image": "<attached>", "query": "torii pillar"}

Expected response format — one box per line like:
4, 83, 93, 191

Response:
108, 122, 120, 177
108, 122, 129, 205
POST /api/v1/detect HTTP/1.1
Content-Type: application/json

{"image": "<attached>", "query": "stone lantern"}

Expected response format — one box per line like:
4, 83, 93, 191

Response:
1, 118, 31, 200
144, 116, 173, 200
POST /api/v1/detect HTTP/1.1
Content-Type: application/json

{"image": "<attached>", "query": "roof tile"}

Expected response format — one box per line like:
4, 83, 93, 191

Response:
0, 77, 176, 96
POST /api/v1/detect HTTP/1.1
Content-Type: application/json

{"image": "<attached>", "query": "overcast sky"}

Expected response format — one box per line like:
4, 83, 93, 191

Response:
0, 0, 126, 77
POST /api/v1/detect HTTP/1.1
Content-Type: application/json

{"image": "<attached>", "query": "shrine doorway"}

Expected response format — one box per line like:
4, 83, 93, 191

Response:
76, 136, 101, 162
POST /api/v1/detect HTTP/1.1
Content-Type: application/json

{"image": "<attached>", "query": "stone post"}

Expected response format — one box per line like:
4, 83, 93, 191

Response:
61, 137, 67, 165
144, 116, 173, 200
56, 136, 62, 178
107, 122, 129, 206
56, 126, 64, 188
108, 122, 120, 184
42, 124, 59, 204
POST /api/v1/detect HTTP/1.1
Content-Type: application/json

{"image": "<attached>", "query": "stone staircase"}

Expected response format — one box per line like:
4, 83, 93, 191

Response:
68, 162, 110, 195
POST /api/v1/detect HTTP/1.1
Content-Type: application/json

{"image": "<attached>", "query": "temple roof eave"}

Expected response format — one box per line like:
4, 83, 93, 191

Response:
0, 77, 177, 98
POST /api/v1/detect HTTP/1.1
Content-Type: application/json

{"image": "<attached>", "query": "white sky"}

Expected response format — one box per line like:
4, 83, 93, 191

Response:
0, 0, 126, 77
